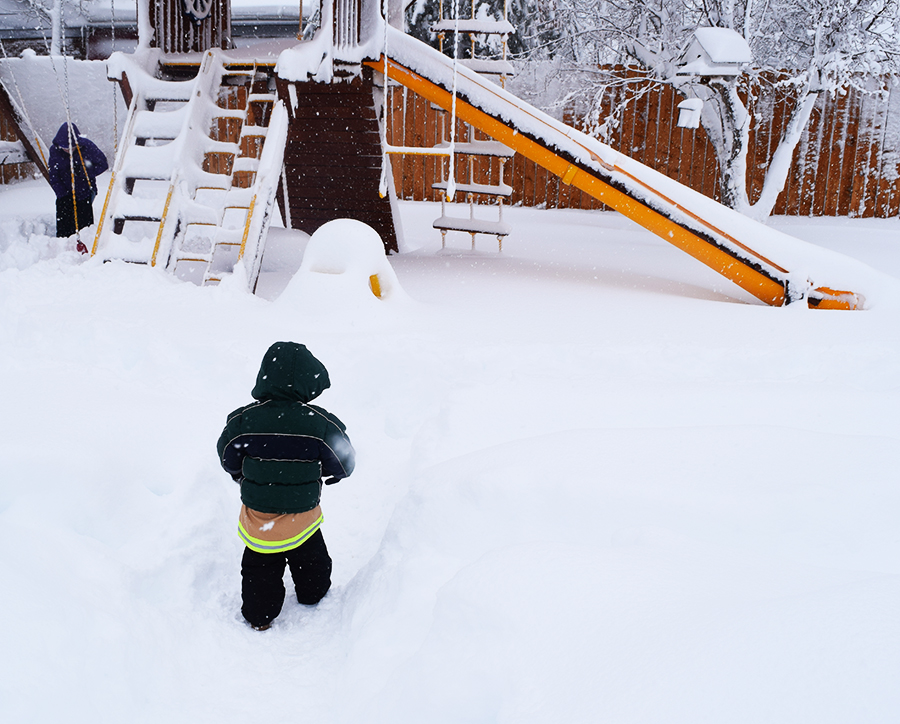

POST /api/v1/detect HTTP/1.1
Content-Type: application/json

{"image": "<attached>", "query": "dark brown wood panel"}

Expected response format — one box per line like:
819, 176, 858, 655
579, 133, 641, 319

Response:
276, 67, 398, 252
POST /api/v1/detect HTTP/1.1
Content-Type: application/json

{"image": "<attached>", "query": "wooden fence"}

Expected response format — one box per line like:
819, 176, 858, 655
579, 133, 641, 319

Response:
386, 71, 900, 218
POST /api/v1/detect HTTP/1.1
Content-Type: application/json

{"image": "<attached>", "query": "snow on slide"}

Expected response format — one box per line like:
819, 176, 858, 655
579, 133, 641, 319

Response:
369, 27, 883, 310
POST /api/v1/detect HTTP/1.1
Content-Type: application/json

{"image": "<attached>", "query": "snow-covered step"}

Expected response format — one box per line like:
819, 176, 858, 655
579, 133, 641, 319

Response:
113, 218, 163, 242
147, 99, 190, 114
222, 67, 256, 79
173, 252, 213, 264
432, 179, 513, 197
121, 143, 179, 180
209, 241, 243, 269
222, 187, 255, 207
136, 76, 195, 104
459, 58, 515, 77
115, 194, 167, 222
194, 187, 229, 208
433, 214, 510, 236
240, 125, 269, 139
127, 178, 169, 198
133, 107, 188, 143
180, 200, 222, 227
181, 223, 217, 251
431, 19, 515, 34
212, 228, 245, 245
432, 140, 515, 158
222, 206, 250, 230
233, 157, 260, 173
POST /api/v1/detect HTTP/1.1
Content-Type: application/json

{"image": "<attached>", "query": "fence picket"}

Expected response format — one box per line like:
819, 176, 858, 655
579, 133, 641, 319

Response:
382, 70, 900, 219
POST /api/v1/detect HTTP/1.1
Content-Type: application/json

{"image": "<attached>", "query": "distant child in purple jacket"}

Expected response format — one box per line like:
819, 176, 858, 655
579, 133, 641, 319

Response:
48, 123, 108, 245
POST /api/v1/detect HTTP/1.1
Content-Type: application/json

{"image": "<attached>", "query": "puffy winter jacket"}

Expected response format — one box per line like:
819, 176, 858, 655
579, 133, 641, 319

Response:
217, 342, 355, 516
48, 123, 108, 201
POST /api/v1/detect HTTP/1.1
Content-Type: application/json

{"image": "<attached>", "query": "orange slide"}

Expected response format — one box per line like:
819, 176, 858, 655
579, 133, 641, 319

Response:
365, 32, 862, 310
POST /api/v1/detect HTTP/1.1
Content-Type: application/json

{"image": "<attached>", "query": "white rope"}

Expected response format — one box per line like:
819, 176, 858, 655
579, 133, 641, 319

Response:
61, 54, 85, 246
446, 0, 461, 200
378, 0, 390, 198
38, 23, 90, 248
378, 0, 462, 198
111, 0, 118, 154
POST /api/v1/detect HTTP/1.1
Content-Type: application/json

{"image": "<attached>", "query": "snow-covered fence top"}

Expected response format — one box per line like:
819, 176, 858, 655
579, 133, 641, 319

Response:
389, 64, 900, 220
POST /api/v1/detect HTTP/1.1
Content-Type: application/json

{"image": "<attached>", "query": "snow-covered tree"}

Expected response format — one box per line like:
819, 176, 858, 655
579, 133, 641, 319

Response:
10, 0, 90, 56
514, 0, 900, 219
405, 0, 552, 60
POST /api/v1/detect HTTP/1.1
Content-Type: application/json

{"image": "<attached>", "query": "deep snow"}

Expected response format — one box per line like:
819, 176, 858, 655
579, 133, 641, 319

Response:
1, 178, 899, 723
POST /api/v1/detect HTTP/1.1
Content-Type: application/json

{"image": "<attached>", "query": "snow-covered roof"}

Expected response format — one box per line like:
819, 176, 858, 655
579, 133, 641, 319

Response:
691, 28, 752, 65
676, 27, 752, 76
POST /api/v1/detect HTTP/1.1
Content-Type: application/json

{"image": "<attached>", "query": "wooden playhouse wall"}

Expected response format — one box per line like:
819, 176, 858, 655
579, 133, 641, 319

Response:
275, 68, 399, 253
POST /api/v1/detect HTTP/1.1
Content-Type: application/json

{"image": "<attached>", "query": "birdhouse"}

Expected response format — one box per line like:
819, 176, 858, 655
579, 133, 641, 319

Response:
675, 28, 752, 78
677, 98, 703, 129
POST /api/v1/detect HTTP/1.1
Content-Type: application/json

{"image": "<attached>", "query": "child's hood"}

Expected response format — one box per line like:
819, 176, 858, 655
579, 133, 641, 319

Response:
251, 342, 330, 403
53, 123, 82, 147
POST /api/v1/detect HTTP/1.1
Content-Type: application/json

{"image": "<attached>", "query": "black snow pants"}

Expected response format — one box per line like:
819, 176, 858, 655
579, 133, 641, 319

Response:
56, 194, 94, 238
241, 529, 333, 628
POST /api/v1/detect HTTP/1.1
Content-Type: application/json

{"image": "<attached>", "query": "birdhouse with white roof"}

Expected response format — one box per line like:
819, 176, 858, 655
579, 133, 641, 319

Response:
675, 27, 752, 78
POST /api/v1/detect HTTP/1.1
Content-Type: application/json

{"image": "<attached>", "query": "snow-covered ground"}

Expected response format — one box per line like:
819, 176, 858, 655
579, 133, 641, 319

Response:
2, 177, 899, 722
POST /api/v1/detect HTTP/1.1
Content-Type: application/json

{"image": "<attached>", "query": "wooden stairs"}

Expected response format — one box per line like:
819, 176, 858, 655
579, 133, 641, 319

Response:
92, 50, 288, 289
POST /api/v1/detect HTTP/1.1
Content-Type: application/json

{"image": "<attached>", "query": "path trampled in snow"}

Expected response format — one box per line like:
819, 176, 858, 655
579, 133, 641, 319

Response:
1, 181, 899, 722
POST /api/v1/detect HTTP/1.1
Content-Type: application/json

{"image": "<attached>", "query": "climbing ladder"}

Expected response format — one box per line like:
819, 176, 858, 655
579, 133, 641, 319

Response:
92, 50, 288, 289
432, 124, 513, 250
431, 0, 516, 249
432, 0, 515, 84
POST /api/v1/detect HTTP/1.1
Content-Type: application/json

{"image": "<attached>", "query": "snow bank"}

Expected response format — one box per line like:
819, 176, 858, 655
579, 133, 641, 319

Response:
0, 177, 85, 268
1, 196, 899, 723
277, 218, 409, 312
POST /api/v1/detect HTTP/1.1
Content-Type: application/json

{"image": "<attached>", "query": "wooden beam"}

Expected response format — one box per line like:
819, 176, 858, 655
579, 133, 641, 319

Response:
0, 78, 49, 182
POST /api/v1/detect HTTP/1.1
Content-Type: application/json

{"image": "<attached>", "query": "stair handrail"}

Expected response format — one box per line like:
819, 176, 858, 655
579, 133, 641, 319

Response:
237, 99, 289, 290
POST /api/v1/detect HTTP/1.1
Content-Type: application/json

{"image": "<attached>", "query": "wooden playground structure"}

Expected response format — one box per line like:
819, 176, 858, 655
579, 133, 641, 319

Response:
0, 0, 864, 309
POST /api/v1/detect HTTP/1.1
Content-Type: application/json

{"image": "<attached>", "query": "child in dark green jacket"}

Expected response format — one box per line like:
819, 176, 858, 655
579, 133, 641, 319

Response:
217, 342, 355, 630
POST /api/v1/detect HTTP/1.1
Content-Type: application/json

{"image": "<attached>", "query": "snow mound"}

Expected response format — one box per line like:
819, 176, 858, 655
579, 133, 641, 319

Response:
277, 219, 409, 311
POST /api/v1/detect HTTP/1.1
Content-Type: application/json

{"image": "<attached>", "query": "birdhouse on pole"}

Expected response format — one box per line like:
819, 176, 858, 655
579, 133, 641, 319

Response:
675, 27, 752, 78
676, 98, 703, 129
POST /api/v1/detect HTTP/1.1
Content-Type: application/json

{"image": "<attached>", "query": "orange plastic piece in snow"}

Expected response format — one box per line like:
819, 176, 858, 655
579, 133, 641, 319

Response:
369, 274, 383, 298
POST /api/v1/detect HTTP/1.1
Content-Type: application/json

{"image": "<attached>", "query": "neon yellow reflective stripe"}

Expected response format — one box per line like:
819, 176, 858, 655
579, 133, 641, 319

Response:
238, 513, 324, 554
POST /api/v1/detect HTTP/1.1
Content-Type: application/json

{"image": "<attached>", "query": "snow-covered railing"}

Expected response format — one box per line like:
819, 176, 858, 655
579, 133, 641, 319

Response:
236, 99, 289, 289
0, 139, 28, 165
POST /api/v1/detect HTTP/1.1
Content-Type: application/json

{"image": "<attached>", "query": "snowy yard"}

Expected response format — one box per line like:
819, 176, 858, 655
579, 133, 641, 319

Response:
1, 178, 899, 722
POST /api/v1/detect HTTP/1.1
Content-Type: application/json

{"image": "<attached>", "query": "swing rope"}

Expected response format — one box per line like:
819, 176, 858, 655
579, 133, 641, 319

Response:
378, 0, 390, 199
446, 0, 461, 201
110, 0, 118, 155
38, 23, 92, 251
61, 55, 85, 250
377, 0, 461, 200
